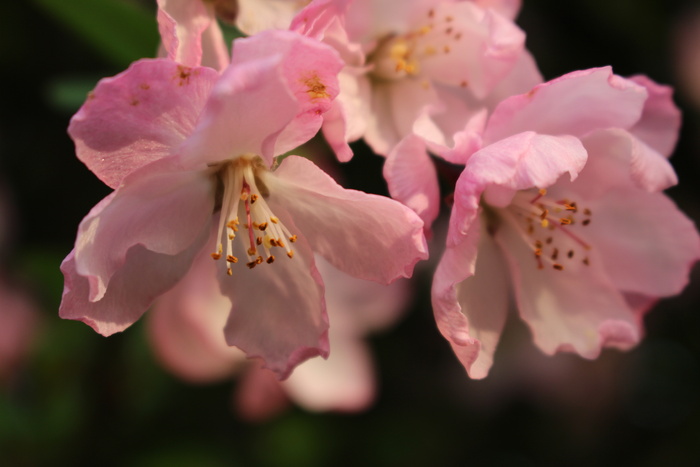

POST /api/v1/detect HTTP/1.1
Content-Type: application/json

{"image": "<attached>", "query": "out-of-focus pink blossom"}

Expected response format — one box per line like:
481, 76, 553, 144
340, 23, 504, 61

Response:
674, 8, 700, 110
0, 278, 40, 386
432, 67, 700, 378
60, 30, 426, 379
148, 254, 409, 419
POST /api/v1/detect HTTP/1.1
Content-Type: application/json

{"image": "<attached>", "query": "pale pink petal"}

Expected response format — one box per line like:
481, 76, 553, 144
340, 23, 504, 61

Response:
282, 328, 375, 412
237, 0, 311, 34
180, 57, 299, 168
219, 212, 329, 379
496, 216, 640, 358
316, 255, 409, 334
291, 0, 352, 39
572, 188, 700, 297
148, 241, 246, 383
182, 30, 342, 167
431, 218, 481, 373
471, 0, 522, 19
362, 81, 402, 156
479, 50, 543, 111
230, 30, 343, 156
321, 70, 372, 162
60, 231, 208, 336
74, 161, 215, 301
484, 67, 648, 143
69, 59, 219, 188
433, 222, 511, 379
383, 134, 440, 231
200, 16, 231, 71
627, 75, 682, 158
418, 3, 526, 99
235, 365, 290, 422
157, 0, 229, 70
365, 78, 441, 156
267, 156, 428, 284
448, 132, 587, 244
577, 129, 677, 196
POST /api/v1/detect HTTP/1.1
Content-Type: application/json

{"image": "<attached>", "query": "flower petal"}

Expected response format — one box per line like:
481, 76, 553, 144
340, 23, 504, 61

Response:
156, 0, 229, 70
495, 215, 640, 358
182, 30, 342, 167
383, 134, 440, 232
484, 67, 647, 143
69, 59, 219, 188
449, 132, 587, 244
219, 212, 329, 380
60, 230, 208, 336
576, 129, 677, 195
148, 244, 246, 383
419, 3, 526, 99
573, 188, 700, 297
433, 220, 511, 379
627, 75, 682, 158
282, 328, 375, 412
74, 160, 215, 301
268, 156, 428, 284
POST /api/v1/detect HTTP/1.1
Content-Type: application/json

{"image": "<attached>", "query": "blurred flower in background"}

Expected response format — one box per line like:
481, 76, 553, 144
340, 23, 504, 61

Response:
148, 255, 410, 420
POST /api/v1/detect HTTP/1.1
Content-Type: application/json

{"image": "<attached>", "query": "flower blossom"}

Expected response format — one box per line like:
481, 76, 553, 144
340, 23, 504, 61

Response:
432, 67, 700, 378
148, 254, 409, 419
288, 0, 541, 232
292, 0, 541, 160
0, 279, 41, 386
60, 30, 427, 378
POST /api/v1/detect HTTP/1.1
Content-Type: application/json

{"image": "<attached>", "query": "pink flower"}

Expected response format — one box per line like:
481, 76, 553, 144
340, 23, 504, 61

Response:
148, 254, 409, 419
0, 278, 40, 386
292, 0, 541, 160
60, 30, 427, 378
432, 67, 700, 378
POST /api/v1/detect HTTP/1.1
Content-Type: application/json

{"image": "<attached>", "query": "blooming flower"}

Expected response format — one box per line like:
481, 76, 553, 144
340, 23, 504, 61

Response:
148, 254, 409, 419
432, 67, 700, 378
0, 278, 40, 386
60, 30, 427, 378
292, 0, 540, 160
289, 0, 541, 233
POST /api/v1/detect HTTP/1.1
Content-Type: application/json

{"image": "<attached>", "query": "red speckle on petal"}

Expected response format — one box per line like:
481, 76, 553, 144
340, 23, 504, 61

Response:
175, 66, 193, 86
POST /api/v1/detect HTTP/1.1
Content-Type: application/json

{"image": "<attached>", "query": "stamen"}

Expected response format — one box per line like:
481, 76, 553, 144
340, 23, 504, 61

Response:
212, 157, 298, 275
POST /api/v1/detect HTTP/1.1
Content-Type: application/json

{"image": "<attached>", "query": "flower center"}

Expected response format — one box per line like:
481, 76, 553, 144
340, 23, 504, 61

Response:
369, 8, 464, 84
210, 156, 296, 275
497, 189, 593, 271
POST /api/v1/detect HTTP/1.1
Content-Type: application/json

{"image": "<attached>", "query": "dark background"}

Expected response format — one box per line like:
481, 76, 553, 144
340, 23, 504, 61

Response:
1, 0, 699, 465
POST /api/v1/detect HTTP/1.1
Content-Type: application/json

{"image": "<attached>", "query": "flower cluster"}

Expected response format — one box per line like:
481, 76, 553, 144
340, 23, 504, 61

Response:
60, 0, 699, 414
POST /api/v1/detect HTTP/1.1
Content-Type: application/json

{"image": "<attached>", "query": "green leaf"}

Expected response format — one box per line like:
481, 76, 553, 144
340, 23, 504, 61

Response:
31, 0, 159, 68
